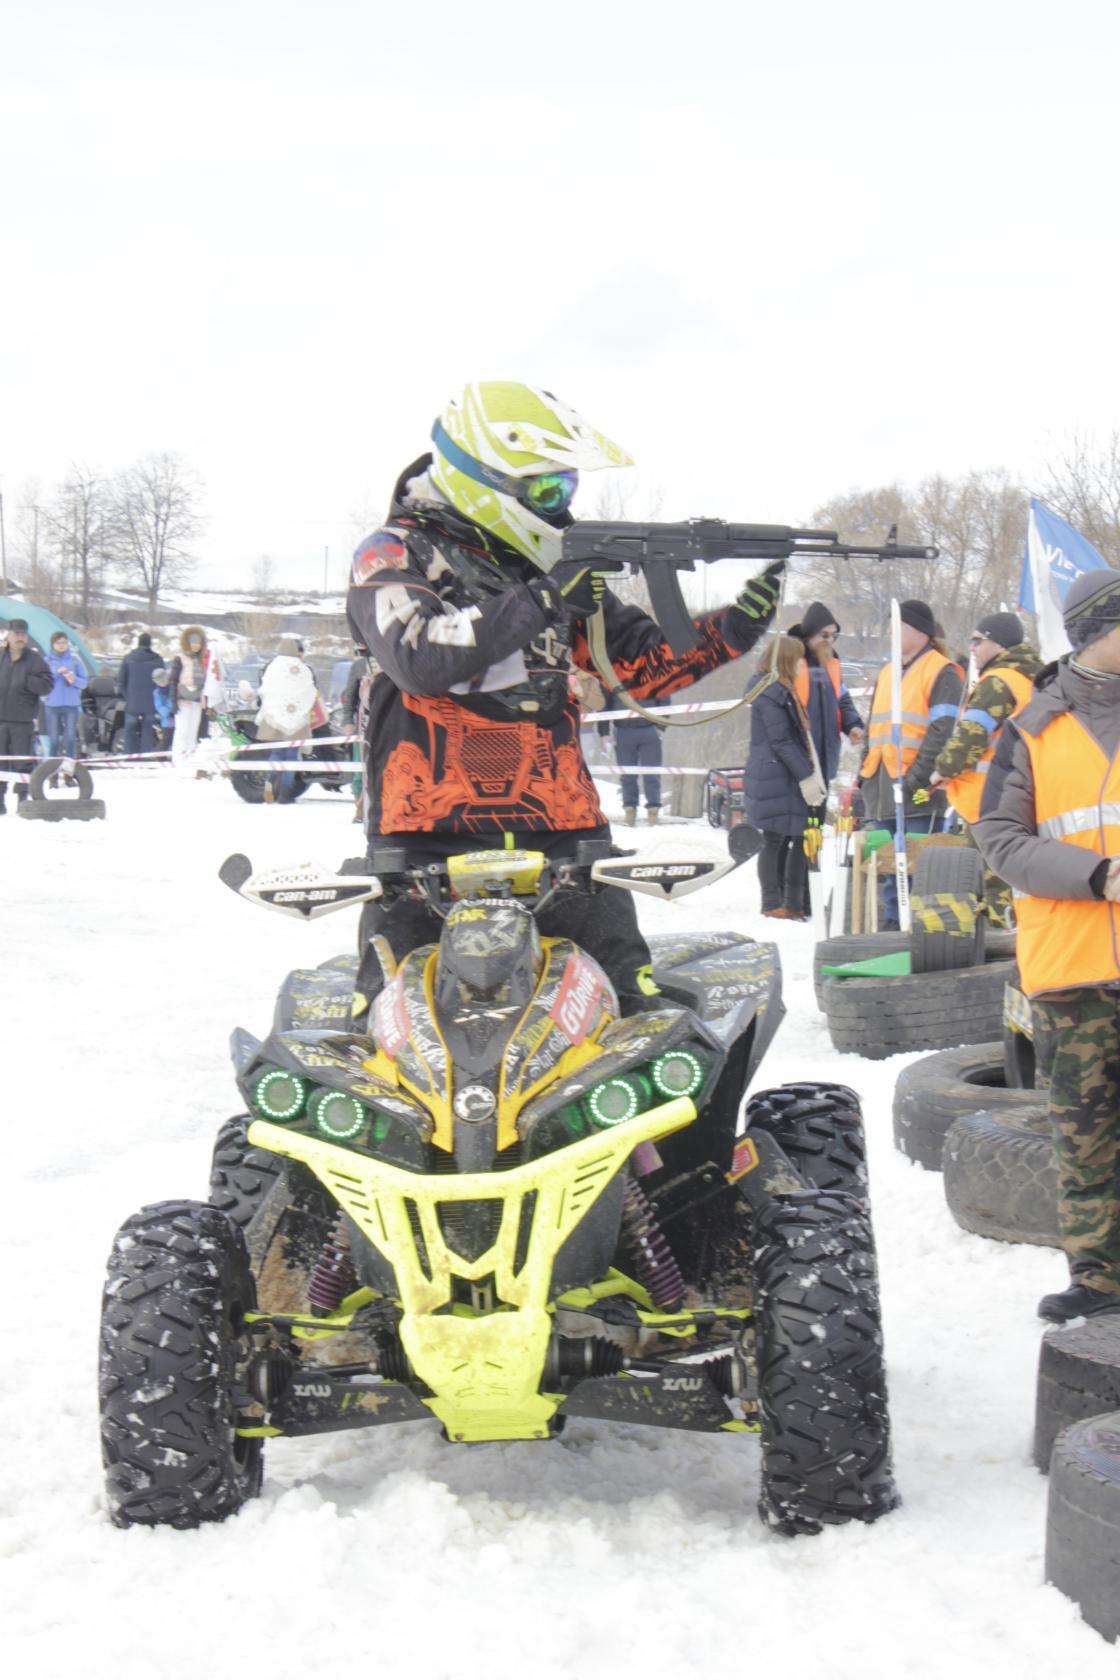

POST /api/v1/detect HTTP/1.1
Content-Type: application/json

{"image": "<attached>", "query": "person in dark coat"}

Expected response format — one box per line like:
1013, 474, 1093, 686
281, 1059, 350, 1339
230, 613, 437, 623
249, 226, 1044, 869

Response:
0, 618, 53, 810
117, 632, 164, 755
743, 635, 827, 919
785, 600, 866, 783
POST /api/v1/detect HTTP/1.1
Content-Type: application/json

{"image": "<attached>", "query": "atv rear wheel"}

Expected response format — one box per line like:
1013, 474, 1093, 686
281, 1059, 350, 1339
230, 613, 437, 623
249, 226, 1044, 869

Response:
227, 720, 309, 804
752, 1189, 898, 1535
99, 1199, 263, 1527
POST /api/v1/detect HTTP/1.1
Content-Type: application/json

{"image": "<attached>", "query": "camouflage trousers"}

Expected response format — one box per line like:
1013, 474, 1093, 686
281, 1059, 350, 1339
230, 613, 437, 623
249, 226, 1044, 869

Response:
1032, 986, 1120, 1297
961, 823, 1013, 925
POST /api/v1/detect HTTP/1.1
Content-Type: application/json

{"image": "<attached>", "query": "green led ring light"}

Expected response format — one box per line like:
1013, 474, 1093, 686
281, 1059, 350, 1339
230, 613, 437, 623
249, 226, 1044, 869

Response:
650, 1050, 704, 1099
254, 1068, 307, 1121
310, 1088, 366, 1141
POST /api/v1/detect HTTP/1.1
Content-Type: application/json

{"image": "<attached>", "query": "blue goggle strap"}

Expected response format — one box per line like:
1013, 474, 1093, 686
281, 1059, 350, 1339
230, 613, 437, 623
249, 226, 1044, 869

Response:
431, 419, 523, 500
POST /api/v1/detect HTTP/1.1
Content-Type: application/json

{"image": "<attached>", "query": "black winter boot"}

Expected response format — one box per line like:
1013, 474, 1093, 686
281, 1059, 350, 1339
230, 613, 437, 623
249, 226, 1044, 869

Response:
1037, 1282, 1120, 1322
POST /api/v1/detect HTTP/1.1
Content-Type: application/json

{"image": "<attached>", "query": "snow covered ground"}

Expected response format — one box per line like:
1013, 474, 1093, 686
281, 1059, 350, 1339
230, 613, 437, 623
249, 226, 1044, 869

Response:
3, 771, 1114, 1677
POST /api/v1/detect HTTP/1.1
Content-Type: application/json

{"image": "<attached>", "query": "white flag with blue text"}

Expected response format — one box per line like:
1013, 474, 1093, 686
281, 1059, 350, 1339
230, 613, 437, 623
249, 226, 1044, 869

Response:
1020, 499, 1108, 660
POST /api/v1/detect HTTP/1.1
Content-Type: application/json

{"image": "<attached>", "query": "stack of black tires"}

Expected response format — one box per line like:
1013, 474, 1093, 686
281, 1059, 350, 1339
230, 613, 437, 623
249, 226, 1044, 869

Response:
1035, 1318, 1120, 1642
818, 847, 1015, 1059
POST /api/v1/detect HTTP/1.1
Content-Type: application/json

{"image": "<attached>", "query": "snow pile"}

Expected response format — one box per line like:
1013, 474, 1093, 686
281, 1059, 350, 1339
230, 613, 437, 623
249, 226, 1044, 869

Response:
2, 771, 1112, 1676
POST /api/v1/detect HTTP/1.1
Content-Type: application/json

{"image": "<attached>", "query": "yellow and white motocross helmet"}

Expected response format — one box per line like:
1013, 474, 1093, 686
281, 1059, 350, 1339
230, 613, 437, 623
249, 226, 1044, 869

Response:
429, 381, 633, 568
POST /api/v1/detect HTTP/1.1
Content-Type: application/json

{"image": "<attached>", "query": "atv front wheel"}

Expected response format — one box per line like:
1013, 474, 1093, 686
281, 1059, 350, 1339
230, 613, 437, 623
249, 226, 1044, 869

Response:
752, 1189, 898, 1535
99, 1199, 263, 1527
746, 1083, 868, 1200
210, 1114, 285, 1230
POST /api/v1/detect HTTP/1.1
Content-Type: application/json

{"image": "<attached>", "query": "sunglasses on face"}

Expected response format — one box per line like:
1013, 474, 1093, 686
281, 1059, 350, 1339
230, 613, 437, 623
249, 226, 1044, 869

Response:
517, 470, 579, 517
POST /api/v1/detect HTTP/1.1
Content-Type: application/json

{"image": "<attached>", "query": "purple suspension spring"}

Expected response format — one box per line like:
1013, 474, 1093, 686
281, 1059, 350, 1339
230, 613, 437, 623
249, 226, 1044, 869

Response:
307, 1214, 358, 1314
621, 1178, 685, 1309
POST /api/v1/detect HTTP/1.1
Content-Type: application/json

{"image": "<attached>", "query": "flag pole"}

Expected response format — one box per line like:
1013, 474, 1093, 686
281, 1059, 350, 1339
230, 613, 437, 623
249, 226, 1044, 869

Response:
890, 599, 912, 933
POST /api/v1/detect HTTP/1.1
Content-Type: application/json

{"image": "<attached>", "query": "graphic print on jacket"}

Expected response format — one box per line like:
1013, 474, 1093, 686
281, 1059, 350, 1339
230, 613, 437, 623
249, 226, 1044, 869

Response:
347, 457, 759, 837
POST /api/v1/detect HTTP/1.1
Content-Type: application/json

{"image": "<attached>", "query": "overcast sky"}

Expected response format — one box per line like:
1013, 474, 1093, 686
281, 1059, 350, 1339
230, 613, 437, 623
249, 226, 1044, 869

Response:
3, 0, 1119, 592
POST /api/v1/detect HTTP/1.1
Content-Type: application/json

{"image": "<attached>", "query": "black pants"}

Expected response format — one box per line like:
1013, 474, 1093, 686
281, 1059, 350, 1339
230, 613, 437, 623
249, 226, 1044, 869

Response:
0, 721, 36, 801
757, 830, 808, 914
354, 829, 654, 1019
123, 712, 156, 754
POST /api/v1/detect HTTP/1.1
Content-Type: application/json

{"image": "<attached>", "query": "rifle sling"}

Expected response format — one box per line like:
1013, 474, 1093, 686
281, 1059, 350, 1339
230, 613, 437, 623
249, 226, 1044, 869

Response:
584, 607, 773, 729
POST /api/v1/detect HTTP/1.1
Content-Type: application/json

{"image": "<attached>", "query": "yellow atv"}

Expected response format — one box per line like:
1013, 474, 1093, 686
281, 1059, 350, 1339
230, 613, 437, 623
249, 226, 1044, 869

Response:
99, 840, 897, 1536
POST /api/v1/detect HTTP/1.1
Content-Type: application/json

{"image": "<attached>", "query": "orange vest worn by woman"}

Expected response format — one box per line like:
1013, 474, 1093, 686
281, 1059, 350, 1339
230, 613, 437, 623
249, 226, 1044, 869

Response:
942, 666, 1036, 824
1015, 714, 1120, 997
794, 656, 843, 721
860, 648, 958, 781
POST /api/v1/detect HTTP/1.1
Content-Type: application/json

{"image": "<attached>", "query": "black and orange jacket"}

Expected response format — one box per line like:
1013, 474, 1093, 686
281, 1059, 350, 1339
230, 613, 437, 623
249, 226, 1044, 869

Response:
345, 458, 768, 838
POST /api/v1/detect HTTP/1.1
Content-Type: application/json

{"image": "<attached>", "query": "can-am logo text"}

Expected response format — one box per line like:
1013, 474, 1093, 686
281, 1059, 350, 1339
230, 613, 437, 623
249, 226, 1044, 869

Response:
629, 864, 702, 879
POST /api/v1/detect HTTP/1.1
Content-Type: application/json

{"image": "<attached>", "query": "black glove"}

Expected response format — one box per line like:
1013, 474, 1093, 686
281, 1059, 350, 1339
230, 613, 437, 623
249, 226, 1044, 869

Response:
544, 559, 611, 616
734, 561, 784, 623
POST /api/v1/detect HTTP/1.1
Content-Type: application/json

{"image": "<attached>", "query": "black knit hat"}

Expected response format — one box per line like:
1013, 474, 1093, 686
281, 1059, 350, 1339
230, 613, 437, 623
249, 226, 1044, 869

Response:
1063, 567, 1120, 653
138, 632, 152, 649
793, 600, 840, 640
899, 600, 936, 639
975, 611, 1023, 650
6, 618, 28, 633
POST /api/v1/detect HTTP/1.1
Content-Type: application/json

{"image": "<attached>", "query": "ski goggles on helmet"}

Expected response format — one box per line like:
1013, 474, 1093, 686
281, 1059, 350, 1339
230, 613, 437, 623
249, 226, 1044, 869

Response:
432, 419, 578, 517
517, 469, 578, 516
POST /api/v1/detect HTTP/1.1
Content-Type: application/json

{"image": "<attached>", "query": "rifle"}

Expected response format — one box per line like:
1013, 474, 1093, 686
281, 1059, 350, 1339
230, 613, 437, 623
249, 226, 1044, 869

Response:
561, 518, 938, 656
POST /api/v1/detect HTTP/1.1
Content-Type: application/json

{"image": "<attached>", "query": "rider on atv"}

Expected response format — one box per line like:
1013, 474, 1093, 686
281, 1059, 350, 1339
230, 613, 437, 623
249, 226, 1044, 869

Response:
346, 381, 783, 1018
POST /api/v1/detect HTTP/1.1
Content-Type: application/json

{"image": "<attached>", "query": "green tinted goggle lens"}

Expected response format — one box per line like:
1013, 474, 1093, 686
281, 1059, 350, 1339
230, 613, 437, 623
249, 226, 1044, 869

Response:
520, 471, 578, 515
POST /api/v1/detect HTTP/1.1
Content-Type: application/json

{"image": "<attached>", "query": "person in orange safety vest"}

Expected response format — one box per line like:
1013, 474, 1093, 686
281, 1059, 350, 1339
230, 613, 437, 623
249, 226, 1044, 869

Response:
857, 599, 964, 924
929, 611, 1041, 824
975, 569, 1120, 1326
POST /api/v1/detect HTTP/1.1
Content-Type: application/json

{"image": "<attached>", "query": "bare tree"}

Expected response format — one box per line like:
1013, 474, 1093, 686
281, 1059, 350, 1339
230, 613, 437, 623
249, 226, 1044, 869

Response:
109, 453, 203, 614
3, 479, 57, 603
797, 483, 918, 645
798, 471, 1028, 653
1040, 430, 1120, 566
41, 464, 113, 623
251, 554, 275, 598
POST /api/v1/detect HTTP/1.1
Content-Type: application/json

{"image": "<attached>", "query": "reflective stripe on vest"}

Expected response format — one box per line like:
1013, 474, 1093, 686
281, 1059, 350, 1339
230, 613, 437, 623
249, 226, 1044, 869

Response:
943, 666, 1036, 825
859, 648, 956, 781
1038, 802, 1120, 839
1015, 713, 1120, 997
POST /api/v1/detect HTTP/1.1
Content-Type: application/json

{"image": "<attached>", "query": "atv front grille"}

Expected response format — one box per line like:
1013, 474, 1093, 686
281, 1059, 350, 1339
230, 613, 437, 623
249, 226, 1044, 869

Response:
438, 1198, 503, 1262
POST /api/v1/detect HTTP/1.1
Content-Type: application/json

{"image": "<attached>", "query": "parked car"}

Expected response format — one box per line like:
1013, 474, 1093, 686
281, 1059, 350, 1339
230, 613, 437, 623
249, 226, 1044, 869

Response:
222, 657, 267, 718
80, 663, 125, 755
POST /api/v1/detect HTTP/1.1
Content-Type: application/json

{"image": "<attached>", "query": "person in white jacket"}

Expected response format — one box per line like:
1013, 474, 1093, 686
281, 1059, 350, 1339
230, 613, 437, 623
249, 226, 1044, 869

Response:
249, 636, 323, 802
168, 626, 223, 765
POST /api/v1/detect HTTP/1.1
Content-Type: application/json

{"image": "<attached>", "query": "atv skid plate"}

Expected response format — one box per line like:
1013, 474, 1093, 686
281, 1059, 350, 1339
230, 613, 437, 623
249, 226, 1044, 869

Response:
238, 1277, 761, 1444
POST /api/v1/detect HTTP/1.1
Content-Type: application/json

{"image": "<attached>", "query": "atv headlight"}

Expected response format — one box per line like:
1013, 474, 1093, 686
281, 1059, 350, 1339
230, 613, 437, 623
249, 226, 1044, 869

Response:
308, 1088, 366, 1142
586, 1074, 646, 1127
650, 1049, 705, 1099
253, 1068, 308, 1121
